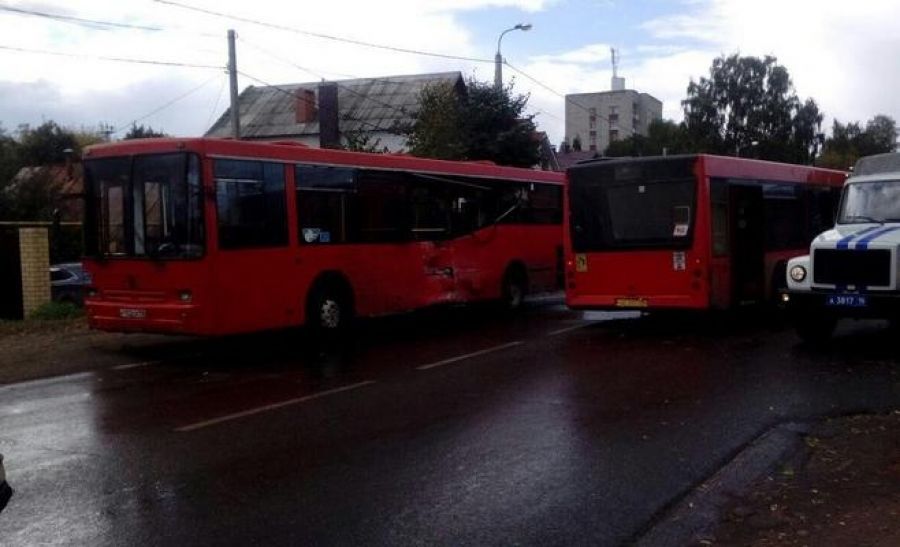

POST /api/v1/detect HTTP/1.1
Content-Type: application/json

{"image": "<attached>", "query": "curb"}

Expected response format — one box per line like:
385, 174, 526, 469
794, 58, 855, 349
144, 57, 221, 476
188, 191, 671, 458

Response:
635, 422, 810, 547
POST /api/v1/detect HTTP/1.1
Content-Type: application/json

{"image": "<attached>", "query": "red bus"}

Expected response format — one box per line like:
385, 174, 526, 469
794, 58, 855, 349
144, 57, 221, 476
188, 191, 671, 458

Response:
81, 138, 564, 335
564, 155, 845, 311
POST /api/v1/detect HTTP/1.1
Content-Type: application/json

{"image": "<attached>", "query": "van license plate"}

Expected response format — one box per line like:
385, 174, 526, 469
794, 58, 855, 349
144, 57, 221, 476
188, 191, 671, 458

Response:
825, 294, 868, 308
119, 308, 147, 319
615, 298, 648, 308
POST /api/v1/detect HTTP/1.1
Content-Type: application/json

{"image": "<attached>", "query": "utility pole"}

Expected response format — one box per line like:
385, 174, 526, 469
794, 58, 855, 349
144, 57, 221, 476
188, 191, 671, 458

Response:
227, 29, 240, 139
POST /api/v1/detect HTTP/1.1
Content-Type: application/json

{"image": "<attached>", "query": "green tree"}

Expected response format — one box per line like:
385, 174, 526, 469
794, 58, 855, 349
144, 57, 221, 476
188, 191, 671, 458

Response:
17, 121, 80, 165
682, 54, 822, 164
405, 78, 541, 168
605, 119, 692, 157
124, 123, 167, 140
0, 125, 23, 219
819, 115, 897, 169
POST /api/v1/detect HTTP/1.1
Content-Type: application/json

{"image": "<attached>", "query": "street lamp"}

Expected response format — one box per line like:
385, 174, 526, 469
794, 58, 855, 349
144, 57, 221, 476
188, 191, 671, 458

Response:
495, 23, 532, 90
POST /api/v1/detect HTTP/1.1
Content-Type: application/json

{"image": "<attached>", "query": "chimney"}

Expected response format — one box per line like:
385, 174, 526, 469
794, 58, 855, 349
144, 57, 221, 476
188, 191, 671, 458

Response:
295, 89, 317, 123
318, 82, 340, 149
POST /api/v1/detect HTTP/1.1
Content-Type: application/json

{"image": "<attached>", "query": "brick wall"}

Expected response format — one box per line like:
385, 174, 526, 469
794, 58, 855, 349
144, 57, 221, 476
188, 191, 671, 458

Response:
18, 227, 50, 317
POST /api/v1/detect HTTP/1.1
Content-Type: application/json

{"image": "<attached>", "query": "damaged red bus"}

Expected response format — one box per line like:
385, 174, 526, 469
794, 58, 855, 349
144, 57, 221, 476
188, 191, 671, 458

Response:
564, 155, 845, 311
82, 138, 563, 335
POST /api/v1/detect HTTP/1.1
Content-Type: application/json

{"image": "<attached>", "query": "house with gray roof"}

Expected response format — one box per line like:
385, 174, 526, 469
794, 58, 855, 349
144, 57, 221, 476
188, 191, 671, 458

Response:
206, 71, 466, 152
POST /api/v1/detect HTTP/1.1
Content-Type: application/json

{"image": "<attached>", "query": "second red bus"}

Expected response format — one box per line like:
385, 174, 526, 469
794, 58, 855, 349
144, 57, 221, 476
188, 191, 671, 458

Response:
564, 154, 846, 311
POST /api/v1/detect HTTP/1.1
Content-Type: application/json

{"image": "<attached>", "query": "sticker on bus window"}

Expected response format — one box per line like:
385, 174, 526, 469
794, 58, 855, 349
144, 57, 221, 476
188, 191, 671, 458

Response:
575, 254, 588, 272
673, 252, 686, 271
319, 231, 331, 243
302, 228, 321, 243
673, 224, 689, 237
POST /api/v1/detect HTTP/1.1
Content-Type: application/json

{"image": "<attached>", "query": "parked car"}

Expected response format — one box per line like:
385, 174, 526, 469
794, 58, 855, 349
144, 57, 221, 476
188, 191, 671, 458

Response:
0, 453, 11, 513
50, 262, 89, 306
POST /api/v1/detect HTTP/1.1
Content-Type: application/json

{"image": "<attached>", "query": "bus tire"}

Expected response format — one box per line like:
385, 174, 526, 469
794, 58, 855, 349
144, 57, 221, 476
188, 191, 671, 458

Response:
501, 264, 528, 311
795, 314, 836, 344
306, 278, 353, 336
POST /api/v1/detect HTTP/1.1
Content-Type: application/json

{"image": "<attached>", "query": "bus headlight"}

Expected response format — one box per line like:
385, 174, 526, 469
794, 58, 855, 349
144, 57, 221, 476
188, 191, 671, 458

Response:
178, 290, 193, 303
790, 265, 807, 282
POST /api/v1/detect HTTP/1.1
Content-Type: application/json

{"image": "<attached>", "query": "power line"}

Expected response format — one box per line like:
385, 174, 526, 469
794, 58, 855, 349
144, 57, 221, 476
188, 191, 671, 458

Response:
504, 60, 635, 138
114, 74, 222, 134
0, 4, 219, 37
153, 0, 494, 64
0, 44, 222, 69
206, 75, 228, 131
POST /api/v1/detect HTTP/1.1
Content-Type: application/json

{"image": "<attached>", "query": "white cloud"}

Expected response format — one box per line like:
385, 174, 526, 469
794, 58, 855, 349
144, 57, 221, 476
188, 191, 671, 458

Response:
639, 0, 900, 129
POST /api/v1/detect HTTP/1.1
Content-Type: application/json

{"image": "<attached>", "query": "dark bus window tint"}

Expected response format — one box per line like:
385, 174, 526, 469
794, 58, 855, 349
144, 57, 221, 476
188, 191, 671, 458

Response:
527, 184, 563, 224
605, 181, 694, 241
215, 160, 287, 249
354, 171, 410, 243
295, 165, 355, 244
710, 178, 729, 257
83, 158, 130, 256
410, 179, 450, 241
496, 183, 528, 224
763, 184, 805, 251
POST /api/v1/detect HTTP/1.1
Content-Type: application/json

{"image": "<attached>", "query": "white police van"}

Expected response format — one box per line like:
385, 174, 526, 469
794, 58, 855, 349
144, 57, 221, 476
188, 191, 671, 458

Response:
784, 152, 900, 340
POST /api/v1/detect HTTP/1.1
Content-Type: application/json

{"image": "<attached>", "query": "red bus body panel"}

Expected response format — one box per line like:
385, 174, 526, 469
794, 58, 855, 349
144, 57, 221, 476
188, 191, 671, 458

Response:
564, 155, 846, 311
83, 138, 563, 335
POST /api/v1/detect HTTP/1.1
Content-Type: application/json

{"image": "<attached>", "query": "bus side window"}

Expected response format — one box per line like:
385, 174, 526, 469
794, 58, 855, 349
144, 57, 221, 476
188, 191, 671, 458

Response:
528, 184, 563, 224
295, 164, 355, 244
354, 170, 410, 243
409, 176, 451, 241
215, 160, 287, 249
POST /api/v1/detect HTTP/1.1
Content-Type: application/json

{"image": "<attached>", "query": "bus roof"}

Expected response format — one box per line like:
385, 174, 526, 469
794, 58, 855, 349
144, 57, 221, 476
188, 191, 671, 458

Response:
84, 138, 564, 185
568, 153, 846, 186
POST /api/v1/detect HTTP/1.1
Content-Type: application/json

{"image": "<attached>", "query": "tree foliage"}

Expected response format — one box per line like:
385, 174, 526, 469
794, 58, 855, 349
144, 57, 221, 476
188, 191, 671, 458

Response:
682, 54, 823, 164
819, 115, 898, 169
17, 121, 80, 165
605, 119, 692, 157
124, 123, 167, 140
405, 78, 541, 168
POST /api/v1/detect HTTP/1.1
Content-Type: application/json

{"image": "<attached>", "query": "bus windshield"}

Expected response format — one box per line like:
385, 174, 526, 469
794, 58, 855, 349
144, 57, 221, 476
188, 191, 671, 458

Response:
569, 157, 697, 251
838, 180, 900, 224
84, 153, 204, 259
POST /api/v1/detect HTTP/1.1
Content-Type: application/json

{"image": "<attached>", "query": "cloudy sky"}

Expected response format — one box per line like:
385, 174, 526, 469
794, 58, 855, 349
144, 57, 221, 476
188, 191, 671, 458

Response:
1, 0, 898, 146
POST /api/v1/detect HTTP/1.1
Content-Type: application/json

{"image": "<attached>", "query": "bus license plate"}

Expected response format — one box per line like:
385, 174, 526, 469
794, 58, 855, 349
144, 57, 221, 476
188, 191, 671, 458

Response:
615, 298, 648, 308
825, 294, 868, 308
119, 308, 147, 319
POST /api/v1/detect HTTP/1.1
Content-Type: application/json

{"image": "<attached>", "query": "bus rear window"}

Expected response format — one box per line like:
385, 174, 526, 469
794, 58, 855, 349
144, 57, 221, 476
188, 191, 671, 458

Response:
569, 157, 697, 251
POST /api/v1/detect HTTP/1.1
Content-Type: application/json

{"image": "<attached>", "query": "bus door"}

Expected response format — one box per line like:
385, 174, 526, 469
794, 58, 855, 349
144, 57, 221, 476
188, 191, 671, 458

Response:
729, 184, 765, 304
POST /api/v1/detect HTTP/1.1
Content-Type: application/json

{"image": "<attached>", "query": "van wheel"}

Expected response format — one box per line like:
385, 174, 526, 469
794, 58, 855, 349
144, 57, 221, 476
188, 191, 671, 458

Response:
795, 315, 836, 343
501, 267, 528, 311
307, 284, 352, 335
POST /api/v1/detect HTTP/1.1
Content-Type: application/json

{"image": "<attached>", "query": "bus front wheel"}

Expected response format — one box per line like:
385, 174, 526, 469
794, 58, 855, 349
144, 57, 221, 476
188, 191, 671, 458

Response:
306, 283, 353, 335
501, 266, 528, 311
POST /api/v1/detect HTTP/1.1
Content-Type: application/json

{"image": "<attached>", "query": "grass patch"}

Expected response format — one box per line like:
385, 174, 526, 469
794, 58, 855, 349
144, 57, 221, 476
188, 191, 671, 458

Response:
29, 301, 84, 320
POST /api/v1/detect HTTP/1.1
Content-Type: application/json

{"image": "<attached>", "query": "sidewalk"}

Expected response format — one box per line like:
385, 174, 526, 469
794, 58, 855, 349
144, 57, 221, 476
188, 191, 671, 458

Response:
711, 411, 900, 546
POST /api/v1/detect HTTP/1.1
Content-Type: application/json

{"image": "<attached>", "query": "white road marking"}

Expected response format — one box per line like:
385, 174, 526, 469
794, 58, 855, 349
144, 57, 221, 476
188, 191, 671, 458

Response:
547, 322, 595, 337
416, 341, 524, 371
174, 380, 376, 432
111, 359, 162, 371
0, 371, 94, 392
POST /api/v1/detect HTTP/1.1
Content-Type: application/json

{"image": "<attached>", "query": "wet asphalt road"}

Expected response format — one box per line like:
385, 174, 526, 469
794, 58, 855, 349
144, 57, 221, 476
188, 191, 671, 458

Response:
0, 299, 898, 546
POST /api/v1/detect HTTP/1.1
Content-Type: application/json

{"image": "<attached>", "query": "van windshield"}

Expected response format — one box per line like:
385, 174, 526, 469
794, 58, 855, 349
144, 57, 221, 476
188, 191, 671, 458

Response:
838, 180, 900, 224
